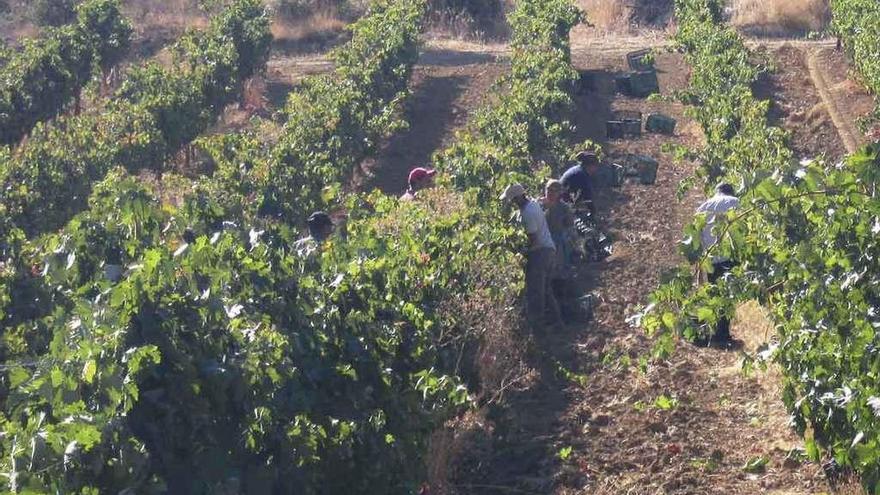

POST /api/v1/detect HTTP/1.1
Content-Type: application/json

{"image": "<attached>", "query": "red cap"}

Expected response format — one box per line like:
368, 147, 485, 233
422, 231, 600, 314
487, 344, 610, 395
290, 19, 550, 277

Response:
408, 167, 436, 185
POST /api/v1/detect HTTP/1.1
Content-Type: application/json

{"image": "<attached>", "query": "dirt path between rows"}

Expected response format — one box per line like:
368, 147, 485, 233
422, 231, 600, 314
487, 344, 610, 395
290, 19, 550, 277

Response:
805, 49, 862, 154
355, 50, 506, 194
427, 45, 830, 494
264, 29, 871, 494
751, 40, 873, 161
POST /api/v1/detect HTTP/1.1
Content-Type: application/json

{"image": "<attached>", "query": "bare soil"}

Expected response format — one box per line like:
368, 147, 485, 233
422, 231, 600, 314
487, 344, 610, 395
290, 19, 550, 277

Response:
753, 44, 848, 161
750, 41, 875, 162
358, 49, 505, 194
810, 46, 876, 150
429, 47, 830, 495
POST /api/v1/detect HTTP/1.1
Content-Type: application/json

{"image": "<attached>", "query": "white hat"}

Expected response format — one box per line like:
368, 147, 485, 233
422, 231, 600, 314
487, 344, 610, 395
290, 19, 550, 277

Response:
499, 183, 526, 202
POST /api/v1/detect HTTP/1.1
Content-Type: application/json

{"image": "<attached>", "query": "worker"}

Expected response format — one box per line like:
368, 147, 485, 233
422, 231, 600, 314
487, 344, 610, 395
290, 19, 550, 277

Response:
401, 167, 437, 201
695, 182, 740, 344
500, 183, 563, 330
295, 211, 334, 258
560, 151, 601, 215
542, 179, 574, 276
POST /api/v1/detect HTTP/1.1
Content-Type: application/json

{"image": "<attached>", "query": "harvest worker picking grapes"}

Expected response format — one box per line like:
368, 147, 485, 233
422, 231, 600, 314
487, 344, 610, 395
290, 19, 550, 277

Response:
500, 182, 564, 331
295, 211, 335, 258
695, 182, 740, 346
400, 167, 437, 201
560, 150, 601, 215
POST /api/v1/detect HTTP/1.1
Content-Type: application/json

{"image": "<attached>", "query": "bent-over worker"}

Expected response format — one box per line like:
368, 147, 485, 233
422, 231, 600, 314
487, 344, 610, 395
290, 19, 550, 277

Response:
696, 182, 740, 344
500, 183, 563, 330
560, 151, 601, 215
401, 167, 437, 201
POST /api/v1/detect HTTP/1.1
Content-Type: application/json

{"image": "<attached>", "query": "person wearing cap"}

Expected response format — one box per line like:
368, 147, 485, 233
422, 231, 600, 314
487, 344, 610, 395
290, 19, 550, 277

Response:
560, 151, 601, 215
401, 167, 437, 201
295, 211, 334, 258
695, 182, 740, 344
500, 183, 563, 330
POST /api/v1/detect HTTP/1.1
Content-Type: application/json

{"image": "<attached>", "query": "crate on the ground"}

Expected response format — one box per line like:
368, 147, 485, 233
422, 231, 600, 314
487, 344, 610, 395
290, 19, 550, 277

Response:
646, 113, 677, 135
629, 70, 660, 97
606, 120, 625, 140
615, 74, 632, 95
592, 162, 625, 187
606, 110, 642, 139
625, 154, 659, 185
626, 48, 654, 71
577, 70, 597, 95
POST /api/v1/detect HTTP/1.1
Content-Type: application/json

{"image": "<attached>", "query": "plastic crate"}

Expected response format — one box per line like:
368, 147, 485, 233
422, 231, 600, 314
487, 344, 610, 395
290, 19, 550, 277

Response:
629, 70, 660, 97
646, 113, 677, 134
627, 48, 654, 71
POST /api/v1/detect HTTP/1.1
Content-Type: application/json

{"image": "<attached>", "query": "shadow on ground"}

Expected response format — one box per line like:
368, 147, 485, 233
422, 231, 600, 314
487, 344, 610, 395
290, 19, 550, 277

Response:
362, 74, 470, 194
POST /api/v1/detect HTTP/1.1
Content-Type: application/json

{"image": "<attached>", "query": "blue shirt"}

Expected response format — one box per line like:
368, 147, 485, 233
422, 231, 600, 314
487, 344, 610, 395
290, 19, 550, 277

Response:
560, 165, 593, 204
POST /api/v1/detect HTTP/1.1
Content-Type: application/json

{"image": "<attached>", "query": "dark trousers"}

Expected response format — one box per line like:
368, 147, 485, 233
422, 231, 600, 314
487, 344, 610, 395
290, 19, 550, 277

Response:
708, 260, 736, 340
526, 248, 562, 328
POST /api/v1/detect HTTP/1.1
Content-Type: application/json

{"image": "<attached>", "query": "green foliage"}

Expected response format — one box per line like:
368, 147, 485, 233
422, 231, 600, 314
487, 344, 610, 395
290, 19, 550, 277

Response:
0, 0, 271, 238
831, 0, 880, 121
262, 0, 427, 222
653, 394, 678, 411
440, 0, 582, 203
742, 456, 769, 474
32, 0, 77, 26
639, 0, 880, 490
0, 0, 132, 146
0, 0, 584, 491
557, 445, 573, 460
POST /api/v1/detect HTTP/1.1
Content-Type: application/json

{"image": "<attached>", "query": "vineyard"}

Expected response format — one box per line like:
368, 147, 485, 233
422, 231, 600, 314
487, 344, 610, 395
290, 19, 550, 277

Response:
0, 0, 582, 492
1, 0, 880, 493
0, 0, 131, 146
644, 0, 880, 491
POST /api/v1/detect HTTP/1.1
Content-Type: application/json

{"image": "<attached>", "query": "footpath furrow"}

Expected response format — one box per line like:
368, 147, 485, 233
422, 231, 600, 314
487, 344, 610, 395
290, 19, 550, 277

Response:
439, 42, 827, 493
805, 48, 862, 153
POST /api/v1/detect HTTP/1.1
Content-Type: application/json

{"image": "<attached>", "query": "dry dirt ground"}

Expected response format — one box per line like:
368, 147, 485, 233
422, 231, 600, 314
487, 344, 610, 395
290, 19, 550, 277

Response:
430, 46, 833, 495
752, 41, 875, 161
254, 20, 875, 494
357, 47, 506, 194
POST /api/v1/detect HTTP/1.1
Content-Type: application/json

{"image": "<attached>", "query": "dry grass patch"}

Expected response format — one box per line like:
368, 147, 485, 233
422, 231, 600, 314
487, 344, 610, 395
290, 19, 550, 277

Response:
580, 0, 631, 33
122, 0, 208, 29
271, 8, 346, 40
731, 0, 831, 37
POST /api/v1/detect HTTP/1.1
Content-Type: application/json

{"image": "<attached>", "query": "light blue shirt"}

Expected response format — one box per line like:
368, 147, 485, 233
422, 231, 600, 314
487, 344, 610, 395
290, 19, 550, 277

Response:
696, 193, 739, 262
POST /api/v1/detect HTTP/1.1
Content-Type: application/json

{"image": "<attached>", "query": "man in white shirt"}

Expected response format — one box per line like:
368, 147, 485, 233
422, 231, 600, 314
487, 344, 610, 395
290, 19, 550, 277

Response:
500, 183, 563, 330
695, 183, 739, 343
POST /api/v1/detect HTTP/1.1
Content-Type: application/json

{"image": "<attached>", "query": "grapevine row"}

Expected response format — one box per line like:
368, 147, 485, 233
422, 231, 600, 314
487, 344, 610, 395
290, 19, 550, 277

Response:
643, 0, 880, 489
0, 0, 432, 491
831, 0, 880, 120
0, 0, 132, 146
0, 0, 584, 491
261, 0, 427, 221
0, 0, 272, 239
